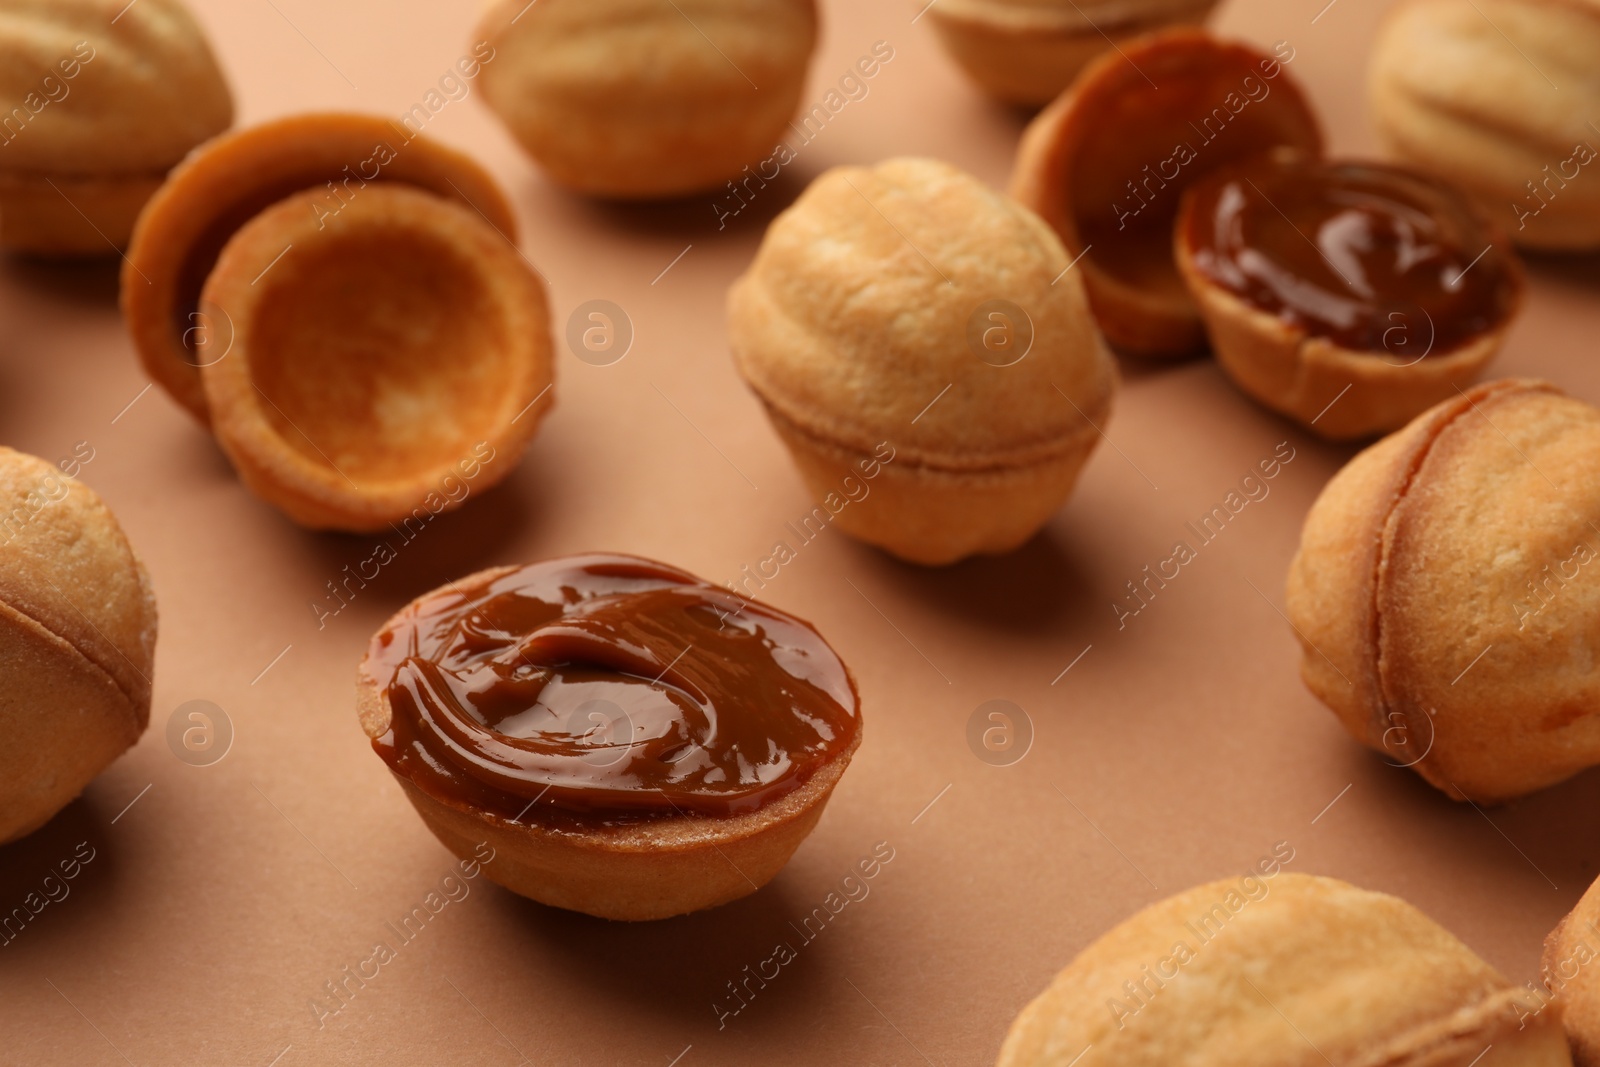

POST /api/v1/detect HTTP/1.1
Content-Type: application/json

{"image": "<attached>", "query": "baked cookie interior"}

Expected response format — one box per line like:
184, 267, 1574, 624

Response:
226, 194, 514, 484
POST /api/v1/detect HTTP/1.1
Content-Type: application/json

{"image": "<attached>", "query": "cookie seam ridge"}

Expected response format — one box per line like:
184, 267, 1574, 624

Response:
1367, 380, 1557, 792
757, 383, 1108, 475
0, 592, 143, 729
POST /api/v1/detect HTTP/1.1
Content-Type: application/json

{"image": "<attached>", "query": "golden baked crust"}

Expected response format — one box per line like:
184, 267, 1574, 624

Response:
0, 0, 232, 253
999, 873, 1570, 1067
356, 565, 860, 922
476, 0, 817, 198
122, 113, 520, 426
1011, 30, 1321, 359
1369, 0, 1600, 250
198, 183, 552, 532
1181, 275, 1509, 441
927, 0, 1219, 105
1545, 876, 1600, 1065
383, 745, 853, 922
761, 403, 1102, 567
0, 448, 157, 844
729, 157, 1116, 565
0, 171, 164, 257
0, 0, 230, 174
1287, 380, 1600, 802
732, 158, 1111, 468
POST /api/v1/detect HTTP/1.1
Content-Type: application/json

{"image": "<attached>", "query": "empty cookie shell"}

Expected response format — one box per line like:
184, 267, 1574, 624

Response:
123, 112, 521, 426
0, 448, 157, 844
1011, 30, 1321, 359
198, 183, 552, 532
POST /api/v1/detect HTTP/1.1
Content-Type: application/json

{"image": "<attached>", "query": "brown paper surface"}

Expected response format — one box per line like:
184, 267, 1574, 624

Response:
3, 1, 1599, 1064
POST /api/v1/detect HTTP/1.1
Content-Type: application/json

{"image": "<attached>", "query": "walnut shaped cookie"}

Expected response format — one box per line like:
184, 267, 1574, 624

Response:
1288, 380, 1600, 803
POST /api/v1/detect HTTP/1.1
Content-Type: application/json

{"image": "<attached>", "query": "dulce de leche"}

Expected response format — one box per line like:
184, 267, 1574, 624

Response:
1180, 154, 1519, 355
361, 554, 860, 825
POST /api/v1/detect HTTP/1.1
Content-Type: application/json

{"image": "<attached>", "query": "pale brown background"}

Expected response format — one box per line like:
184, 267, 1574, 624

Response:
2, 0, 1598, 1064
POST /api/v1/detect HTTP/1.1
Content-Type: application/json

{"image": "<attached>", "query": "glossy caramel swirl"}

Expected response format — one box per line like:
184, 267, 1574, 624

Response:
362, 554, 859, 824
1181, 154, 1519, 354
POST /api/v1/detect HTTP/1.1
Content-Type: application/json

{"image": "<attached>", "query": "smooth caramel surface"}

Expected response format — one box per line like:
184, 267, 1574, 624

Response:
1182, 155, 1518, 354
363, 554, 859, 824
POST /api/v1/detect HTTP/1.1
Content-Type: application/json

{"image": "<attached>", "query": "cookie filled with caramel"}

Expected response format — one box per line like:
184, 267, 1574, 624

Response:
358, 553, 862, 921
1176, 151, 1522, 439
